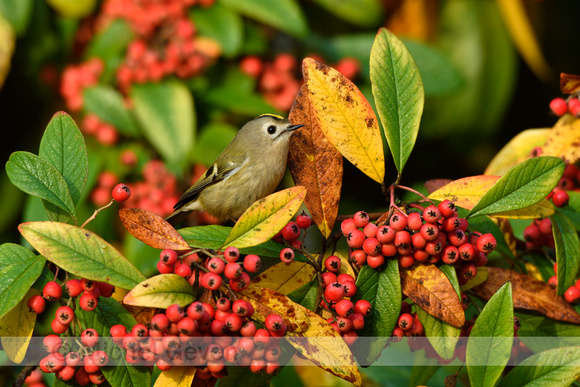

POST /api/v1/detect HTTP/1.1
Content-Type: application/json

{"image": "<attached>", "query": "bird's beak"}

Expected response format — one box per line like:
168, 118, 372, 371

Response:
286, 124, 304, 132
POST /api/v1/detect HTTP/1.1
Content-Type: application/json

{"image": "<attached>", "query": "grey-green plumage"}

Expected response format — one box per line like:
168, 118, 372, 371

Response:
166, 115, 303, 225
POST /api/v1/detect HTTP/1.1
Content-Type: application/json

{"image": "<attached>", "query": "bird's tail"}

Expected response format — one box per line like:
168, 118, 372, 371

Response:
165, 209, 192, 227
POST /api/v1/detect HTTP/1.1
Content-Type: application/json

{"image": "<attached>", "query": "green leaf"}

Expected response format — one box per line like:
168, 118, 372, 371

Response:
219, 0, 308, 38
190, 4, 243, 57
75, 297, 151, 387
0, 243, 35, 268
439, 264, 461, 297
6, 151, 77, 222
179, 225, 308, 261
370, 28, 424, 175
466, 282, 514, 387
498, 346, 580, 387
552, 209, 580, 296
19, 222, 146, 290
402, 39, 464, 97
201, 83, 278, 116
467, 156, 565, 218
190, 123, 237, 166
0, 255, 45, 318
0, 0, 33, 35
123, 274, 196, 308
131, 80, 195, 168
416, 307, 460, 360
83, 85, 139, 136
515, 311, 580, 353
287, 278, 318, 311
39, 112, 88, 206
351, 260, 400, 365
313, 0, 382, 27
559, 191, 580, 231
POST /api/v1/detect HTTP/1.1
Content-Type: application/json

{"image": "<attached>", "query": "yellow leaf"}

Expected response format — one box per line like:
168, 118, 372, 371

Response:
0, 14, 15, 89
46, 0, 98, 17
302, 58, 385, 184
289, 84, 343, 238
238, 287, 362, 386
429, 176, 554, 219
123, 274, 195, 308
484, 128, 550, 176
525, 262, 544, 282
224, 186, 306, 249
153, 366, 196, 387
0, 289, 38, 363
542, 115, 580, 164
250, 261, 316, 294
496, 0, 554, 83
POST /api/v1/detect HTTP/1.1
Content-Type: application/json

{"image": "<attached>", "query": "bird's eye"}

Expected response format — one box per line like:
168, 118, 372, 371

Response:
267, 125, 277, 135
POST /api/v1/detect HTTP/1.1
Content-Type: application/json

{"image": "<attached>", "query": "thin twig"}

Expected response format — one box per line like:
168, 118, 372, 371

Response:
81, 200, 115, 228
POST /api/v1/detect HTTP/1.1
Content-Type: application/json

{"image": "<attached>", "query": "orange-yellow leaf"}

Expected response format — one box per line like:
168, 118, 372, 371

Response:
288, 84, 343, 238
238, 287, 361, 386
223, 186, 306, 249
560, 72, 580, 94
401, 264, 465, 328
119, 208, 190, 251
302, 58, 384, 184
542, 115, 580, 164
429, 176, 554, 219
484, 128, 550, 176
0, 289, 38, 363
336, 252, 355, 279
473, 267, 580, 324
250, 261, 316, 294
153, 366, 196, 387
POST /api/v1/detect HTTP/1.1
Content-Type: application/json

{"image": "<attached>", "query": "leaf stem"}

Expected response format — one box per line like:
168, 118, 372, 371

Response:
81, 200, 115, 229
393, 184, 435, 205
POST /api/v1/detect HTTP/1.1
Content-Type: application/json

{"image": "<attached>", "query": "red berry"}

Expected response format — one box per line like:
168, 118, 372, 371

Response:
389, 213, 408, 231
112, 183, 131, 202
459, 263, 477, 280
157, 260, 175, 274
243, 254, 261, 273
296, 212, 312, 229
321, 272, 337, 288
203, 272, 223, 290
423, 205, 442, 224
343, 281, 357, 297
419, 223, 439, 242
564, 286, 580, 304
458, 243, 476, 261
279, 247, 295, 263
548, 275, 558, 289
441, 245, 460, 264
398, 313, 414, 331
438, 200, 456, 217
537, 218, 553, 235
216, 297, 231, 312
413, 249, 430, 262
80, 278, 96, 292
363, 222, 378, 238
240, 56, 263, 78
550, 97, 568, 116
394, 230, 412, 250
334, 299, 354, 317
27, 294, 46, 314
43, 281, 62, 301
65, 279, 83, 297
362, 237, 381, 256
110, 324, 127, 341
177, 316, 198, 335
391, 326, 405, 342
353, 211, 369, 228
411, 233, 427, 249
166, 304, 185, 323
552, 190, 570, 207
207, 257, 225, 274
334, 57, 360, 79
366, 254, 385, 269
341, 218, 357, 236
398, 255, 416, 268
337, 273, 355, 284
448, 229, 468, 247
224, 246, 240, 262
377, 225, 396, 244
281, 221, 301, 241
160, 249, 178, 265
265, 314, 286, 334
568, 98, 580, 116
346, 229, 365, 248
81, 328, 99, 347
324, 255, 341, 272
55, 306, 74, 325
175, 263, 193, 278
354, 299, 371, 316
96, 281, 115, 298
325, 282, 346, 302
406, 212, 423, 231
229, 272, 250, 291
51, 318, 68, 334
92, 350, 109, 366
224, 262, 242, 279
476, 233, 497, 253
406, 317, 424, 337
349, 249, 367, 265
79, 293, 98, 311
56, 365, 76, 381
132, 323, 148, 337
43, 334, 62, 353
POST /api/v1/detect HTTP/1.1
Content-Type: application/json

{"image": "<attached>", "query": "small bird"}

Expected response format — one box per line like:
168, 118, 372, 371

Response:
166, 114, 304, 225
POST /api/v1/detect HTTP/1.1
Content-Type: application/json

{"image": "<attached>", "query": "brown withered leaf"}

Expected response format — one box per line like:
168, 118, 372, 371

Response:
541, 115, 580, 164
401, 264, 465, 328
472, 266, 580, 324
560, 72, 580, 94
119, 208, 190, 251
122, 304, 156, 326
424, 179, 453, 194
288, 84, 343, 238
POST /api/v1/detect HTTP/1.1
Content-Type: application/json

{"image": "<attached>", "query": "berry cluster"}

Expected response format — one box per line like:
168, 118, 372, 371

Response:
320, 266, 369, 345
274, 213, 312, 263
122, 160, 181, 217
546, 262, 580, 304
549, 96, 580, 117
60, 59, 104, 112
240, 53, 360, 111
523, 218, 555, 249
81, 114, 120, 146
390, 302, 424, 344
100, 0, 219, 91
109, 300, 285, 378
39, 329, 107, 384
341, 203, 496, 285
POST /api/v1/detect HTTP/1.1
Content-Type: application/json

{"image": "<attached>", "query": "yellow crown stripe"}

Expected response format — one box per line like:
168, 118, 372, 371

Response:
258, 113, 285, 121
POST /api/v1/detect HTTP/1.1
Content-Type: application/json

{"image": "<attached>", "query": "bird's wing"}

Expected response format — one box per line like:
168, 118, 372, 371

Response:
172, 155, 247, 210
